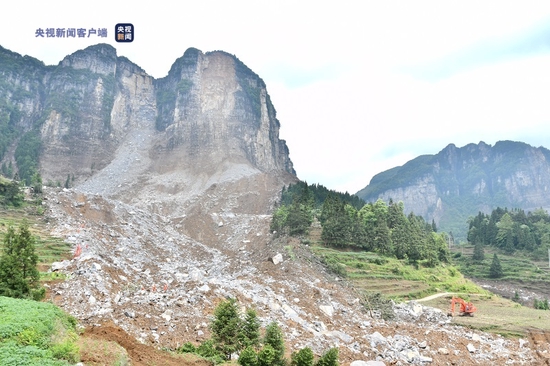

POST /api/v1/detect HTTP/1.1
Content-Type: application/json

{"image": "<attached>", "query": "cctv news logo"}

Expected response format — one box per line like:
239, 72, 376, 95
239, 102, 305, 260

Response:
115, 24, 134, 42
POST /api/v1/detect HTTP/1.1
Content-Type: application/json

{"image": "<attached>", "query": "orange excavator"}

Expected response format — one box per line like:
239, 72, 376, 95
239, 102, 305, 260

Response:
449, 296, 477, 317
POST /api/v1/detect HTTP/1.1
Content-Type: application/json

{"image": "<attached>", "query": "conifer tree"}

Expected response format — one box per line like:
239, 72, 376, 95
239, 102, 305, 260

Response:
239, 347, 259, 366
489, 253, 503, 278
472, 242, 485, 261
0, 220, 43, 300
240, 308, 261, 350
291, 347, 314, 366
211, 298, 241, 359
258, 344, 277, 366
315, 347, 339, 366
263, 322, 285, 366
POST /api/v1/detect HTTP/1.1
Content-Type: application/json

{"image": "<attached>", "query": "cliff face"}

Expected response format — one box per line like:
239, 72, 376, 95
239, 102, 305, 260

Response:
0, 44, 294, 191
153, 48, 294, 175
357, 141, 550, 238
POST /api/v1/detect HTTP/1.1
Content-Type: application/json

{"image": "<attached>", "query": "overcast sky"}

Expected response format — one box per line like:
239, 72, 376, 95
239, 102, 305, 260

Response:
2, 1, 550, 193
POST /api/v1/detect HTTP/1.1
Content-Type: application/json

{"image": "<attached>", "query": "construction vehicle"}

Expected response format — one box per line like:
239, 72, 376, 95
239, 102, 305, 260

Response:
448, 296, 477, 317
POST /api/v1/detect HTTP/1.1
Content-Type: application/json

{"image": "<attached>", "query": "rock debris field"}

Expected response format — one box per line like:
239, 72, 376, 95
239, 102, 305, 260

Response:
43, 188, 550, 365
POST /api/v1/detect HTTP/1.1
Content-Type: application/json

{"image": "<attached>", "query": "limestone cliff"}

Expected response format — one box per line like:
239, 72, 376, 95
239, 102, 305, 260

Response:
357, 141, 550, 239
0, 44, 294, 189
0, 44, 297, 247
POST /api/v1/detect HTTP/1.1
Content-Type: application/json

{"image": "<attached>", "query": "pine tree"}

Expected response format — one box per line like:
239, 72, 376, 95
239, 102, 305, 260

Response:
258, 344, 277, 366
31, 172, 42, 194
239, 347, 259, 366
374, 219, 392, 256
286, 200, 312, 236
211, 298, 241, 359
263, 322, 285, 366
472, 242, 485, 261
240, 308, 261, 350
315, 347, 339, 366
321, 199, 352, 247
291, 347, 314, 366
489, 253, 503, 278
0, 220, 44, 300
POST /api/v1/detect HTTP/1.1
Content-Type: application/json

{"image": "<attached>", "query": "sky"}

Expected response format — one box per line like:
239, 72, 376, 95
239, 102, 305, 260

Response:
2, 1, 550, 194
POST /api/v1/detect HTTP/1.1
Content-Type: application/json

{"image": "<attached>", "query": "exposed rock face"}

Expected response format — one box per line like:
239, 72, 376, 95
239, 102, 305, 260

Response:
357, 141, 550, 238
0, 44, 294, 186
154, 48, 294, 175
1, 43, 296, 247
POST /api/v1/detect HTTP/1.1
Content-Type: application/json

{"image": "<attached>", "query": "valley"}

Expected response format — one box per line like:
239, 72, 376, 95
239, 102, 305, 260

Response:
1, 43, 550, 365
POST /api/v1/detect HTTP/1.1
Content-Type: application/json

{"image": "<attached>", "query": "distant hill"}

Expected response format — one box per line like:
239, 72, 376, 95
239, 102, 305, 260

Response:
356, 141, 550, 240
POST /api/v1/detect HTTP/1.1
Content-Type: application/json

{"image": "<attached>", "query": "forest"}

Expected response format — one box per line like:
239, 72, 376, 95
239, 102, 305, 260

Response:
271, 182, 450, 267
467, 207, 550, 259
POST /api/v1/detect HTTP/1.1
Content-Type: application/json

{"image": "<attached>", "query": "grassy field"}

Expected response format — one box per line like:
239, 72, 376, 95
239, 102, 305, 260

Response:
0, 296, 80, 365
451, 244, 550, 282
0, 207, 72, 273
422, 293, 550, 337
312, 245, 487, 300
312, 244, 550, 336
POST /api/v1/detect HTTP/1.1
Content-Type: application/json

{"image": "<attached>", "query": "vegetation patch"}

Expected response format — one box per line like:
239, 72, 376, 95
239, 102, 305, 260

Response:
311, 246, 486, 300
0, 296, 79, 365
423, 293, 550, 337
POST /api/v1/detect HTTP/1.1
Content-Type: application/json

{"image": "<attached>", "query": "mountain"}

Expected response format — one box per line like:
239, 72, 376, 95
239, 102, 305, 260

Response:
356, 141, 550, 240
0, 44, 293, 183
1, 46, 547, 365
0, 44, 296, 236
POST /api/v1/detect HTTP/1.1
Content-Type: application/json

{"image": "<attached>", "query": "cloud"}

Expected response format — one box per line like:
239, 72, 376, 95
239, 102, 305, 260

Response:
403, 17, 550, 81
261, 63, 343, 89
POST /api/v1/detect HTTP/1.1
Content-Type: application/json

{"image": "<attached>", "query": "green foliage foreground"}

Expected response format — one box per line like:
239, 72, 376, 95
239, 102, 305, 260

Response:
0, 296, 79, 365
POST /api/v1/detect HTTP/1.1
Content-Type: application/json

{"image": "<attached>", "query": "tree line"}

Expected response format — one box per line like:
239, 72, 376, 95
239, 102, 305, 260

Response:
271, 182, 450, 266
467, 207, 550, 258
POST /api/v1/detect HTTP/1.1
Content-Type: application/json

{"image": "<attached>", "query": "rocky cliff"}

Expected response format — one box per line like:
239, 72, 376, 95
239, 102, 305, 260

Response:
356, 141, 550, 239
0, 44, 293, 184
1, 44, 295, 221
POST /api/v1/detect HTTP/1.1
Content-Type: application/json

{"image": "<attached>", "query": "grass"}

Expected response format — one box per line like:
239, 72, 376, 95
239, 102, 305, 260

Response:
0, 207, 72, 273
311, 245, 487, 300
78, 338, 130, 366
422, 293, 550, 337
452, 244, 550, 282
0, 296, 80, 365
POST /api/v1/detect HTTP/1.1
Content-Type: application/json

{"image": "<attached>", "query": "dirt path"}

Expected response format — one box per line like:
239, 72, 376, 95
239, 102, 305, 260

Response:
416, 292, 456, 302
416, 292, 486, 302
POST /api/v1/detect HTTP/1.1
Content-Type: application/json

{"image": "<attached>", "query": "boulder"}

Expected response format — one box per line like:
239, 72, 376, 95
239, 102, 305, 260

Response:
271, 253, 283, 265
320, 304, 334, 317
51, 260, 71, 272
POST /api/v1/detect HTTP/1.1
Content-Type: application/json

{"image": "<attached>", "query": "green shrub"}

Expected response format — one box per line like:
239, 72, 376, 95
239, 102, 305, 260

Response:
238, 346, 258, 366
316, 347, 338, 366
50, 339, 79, 363
257, 344, 277, 366
197, 340, 225, 364
177, 342, 196, 353
291, 347, 314, 366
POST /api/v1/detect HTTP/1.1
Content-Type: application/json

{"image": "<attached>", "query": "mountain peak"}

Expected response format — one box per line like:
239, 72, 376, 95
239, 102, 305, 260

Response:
59, 43, 117, 75
0, 43, 295, 205
357, 140, 550, 240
